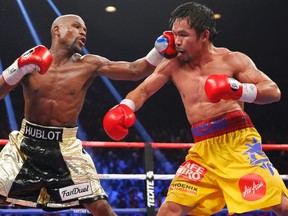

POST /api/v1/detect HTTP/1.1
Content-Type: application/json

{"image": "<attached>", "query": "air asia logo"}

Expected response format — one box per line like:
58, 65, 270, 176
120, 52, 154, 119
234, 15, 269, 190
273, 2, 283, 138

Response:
239, 174, 266, 201
175, 160, 207, 182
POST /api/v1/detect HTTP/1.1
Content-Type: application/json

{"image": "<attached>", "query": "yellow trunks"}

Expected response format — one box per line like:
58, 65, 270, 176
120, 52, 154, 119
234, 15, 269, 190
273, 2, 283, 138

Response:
166, 111, 288, 215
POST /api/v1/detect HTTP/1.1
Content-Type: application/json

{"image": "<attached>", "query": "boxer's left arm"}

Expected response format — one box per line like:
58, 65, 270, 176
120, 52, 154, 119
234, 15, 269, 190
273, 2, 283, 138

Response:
205, 52, 281, 104
87, 31, 177, 81
125, 59, 173, 111
82, 54, 155, 81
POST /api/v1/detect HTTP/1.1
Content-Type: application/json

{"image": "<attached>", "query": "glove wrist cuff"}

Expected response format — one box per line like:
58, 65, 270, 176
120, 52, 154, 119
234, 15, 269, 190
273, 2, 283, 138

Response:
120, 99, 136, 111
2, 60, 21, 86
145, 48, 164, 67
240, 84, 258, 103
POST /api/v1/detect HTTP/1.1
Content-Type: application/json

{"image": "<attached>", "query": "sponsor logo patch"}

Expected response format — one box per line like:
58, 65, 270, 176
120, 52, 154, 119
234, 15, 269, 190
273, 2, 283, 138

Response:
239, 173, 266, 201
24, 123, 63, 142
175, 160, 207, 182
228, 78, 240, 91
59, 182, 93, 201
146, 171, 154, 207
169, 182, 198, 195
22, 48, 34, 59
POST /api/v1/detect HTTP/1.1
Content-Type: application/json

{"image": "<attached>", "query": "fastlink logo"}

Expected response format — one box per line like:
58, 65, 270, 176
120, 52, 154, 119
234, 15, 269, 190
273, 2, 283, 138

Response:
59, 182, 93, 201
169, 183, 198, 195
175, 160, 207, 182
146, 171, 154, 207
239, 174, 266, 201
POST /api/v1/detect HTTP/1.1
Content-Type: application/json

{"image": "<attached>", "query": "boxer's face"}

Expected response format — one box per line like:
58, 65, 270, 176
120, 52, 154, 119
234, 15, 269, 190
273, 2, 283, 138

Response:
57, 16, 87, 53
172, 18, 208, 62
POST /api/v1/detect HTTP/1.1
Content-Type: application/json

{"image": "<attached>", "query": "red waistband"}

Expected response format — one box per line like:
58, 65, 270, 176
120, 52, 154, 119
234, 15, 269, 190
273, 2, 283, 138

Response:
191, 110, 254, 142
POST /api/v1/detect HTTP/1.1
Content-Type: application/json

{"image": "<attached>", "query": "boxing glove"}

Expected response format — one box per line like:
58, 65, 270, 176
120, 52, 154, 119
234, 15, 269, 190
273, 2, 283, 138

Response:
2, 45, 53, 85
205, 74, 258, 103
154, 31, 178, 59
145, 31, 178, 66
103, 99, 136, 141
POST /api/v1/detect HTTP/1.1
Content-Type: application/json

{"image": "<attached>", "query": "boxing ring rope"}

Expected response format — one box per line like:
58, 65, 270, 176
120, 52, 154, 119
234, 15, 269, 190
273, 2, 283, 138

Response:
0, 139, 287, 215
1, 139, 288, 149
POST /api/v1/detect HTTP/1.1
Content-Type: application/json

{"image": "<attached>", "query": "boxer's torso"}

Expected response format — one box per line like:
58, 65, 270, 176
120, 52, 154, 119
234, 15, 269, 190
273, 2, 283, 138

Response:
22, 55, 96, 127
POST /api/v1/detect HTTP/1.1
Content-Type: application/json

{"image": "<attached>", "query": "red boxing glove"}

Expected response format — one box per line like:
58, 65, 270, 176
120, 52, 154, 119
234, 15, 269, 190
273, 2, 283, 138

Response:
154, 31, 178, 59
103, 100, 136, 141
205, 74, 258, 103
2, 45, 53, 85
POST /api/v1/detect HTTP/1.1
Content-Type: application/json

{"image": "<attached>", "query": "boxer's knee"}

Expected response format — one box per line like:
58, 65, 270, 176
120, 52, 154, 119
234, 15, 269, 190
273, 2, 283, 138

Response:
157, 201, 195, 216
271, 193, 288, 215
83, 199, 117, 216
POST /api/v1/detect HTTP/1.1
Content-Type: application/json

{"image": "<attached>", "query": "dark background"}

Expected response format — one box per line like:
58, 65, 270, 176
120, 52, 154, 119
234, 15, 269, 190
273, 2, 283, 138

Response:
0, 0, 287, 144
0, 1, 288, 211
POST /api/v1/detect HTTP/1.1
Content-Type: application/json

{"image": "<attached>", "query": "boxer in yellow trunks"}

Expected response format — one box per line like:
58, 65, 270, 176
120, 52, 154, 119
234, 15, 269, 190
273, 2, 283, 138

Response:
166, 110, 288, 215
0, 119, 107, 209
102, 2, 288, 215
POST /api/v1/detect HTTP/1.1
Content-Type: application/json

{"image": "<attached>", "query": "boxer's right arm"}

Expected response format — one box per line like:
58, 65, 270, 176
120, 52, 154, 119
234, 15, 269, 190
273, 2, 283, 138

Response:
204, 74, 258, 103
0, 45, 52, 99
1, 45, 53, 86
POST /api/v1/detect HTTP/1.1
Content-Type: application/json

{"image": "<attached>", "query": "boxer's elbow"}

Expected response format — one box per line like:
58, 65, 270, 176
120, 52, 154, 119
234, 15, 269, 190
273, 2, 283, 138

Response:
274, 87, 281, 102
271, 81, 281, 102
254, 82, 281, 104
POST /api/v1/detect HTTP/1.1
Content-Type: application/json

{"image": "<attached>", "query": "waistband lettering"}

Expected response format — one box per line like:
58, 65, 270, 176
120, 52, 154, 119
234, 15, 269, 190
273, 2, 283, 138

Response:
24, 123, 63, 142
192, 118, 229, 137
191, 111, 254, 142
